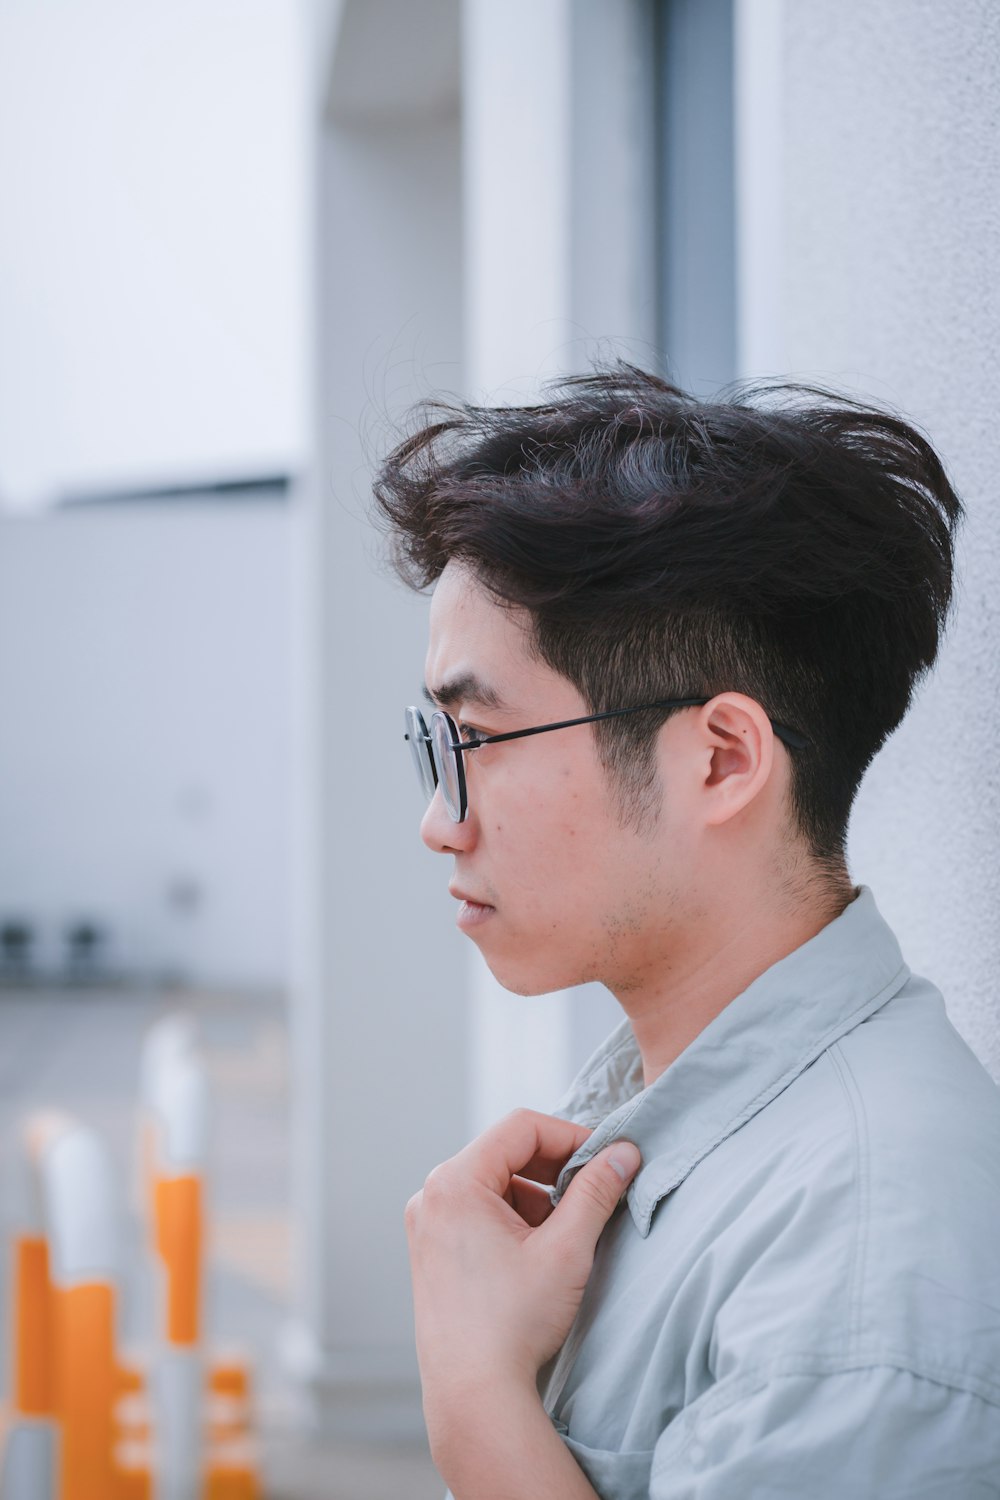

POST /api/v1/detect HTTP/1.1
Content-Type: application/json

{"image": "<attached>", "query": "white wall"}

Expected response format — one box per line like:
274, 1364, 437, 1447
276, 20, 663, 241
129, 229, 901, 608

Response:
738, 0, 1000, 1077
0, 0, 307, 511
0, 504, 292, 987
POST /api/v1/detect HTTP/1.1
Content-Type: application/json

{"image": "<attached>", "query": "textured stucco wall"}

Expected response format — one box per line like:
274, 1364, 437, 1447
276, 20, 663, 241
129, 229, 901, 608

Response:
779, 0, 1000, 1075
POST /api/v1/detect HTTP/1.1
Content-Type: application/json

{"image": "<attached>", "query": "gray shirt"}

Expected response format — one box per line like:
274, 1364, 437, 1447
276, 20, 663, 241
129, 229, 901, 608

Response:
526, 886, 1000, 1497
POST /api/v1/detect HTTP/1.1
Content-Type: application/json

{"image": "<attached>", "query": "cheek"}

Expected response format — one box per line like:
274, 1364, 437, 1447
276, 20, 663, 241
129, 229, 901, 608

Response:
513, 793, 617, 905
477, 742, 624, 885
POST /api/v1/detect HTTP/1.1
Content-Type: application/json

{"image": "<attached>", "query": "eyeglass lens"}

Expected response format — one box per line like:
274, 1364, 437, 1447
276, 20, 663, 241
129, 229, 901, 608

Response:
405, 707, 437, 802
430, 711, 464, 820
404, 707, 465, 820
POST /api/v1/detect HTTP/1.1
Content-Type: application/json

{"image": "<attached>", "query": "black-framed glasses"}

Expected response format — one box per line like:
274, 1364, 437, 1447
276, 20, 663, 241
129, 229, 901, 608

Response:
404, 697, 809, 823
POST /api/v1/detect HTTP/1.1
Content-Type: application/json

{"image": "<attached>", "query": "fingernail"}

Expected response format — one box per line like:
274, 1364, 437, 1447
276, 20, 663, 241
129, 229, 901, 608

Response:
607, 1142, 641, 1181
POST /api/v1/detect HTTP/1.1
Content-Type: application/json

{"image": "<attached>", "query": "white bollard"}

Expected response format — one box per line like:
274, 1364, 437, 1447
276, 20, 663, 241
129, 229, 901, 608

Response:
0, 1113, 68, 1500
139, 1013, 260, 1500
143, 1025, 209, 1500
39, 1116, 151, 1500
136, 1017, 199, 1223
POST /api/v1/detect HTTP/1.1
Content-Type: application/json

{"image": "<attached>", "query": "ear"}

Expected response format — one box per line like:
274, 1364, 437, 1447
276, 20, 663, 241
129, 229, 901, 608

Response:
696, 693, 777, 827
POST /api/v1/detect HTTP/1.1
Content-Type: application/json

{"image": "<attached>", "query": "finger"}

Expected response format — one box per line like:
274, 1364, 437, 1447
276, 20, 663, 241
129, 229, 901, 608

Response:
538, 1141, 641, 1262
503, 1174, 556, 1228
452, 1109, 593, 1196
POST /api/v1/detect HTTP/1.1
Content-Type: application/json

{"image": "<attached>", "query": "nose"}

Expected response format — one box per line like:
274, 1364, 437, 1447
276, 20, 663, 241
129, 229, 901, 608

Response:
420, 786, 477, 855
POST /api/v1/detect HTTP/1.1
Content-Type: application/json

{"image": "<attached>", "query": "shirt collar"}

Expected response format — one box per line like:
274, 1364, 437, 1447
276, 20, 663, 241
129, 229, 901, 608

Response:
549, 886, 910, 1238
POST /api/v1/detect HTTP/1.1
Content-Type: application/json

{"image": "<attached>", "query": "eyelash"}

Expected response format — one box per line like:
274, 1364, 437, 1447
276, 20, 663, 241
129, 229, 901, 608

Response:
457, 722, 487, 747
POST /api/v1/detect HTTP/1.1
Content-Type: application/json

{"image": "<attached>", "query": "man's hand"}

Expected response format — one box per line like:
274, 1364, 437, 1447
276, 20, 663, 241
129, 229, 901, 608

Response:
404, 1108, 641, 1446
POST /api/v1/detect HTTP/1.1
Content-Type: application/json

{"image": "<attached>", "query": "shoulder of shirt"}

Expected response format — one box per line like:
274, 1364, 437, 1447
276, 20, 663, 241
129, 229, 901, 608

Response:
646, 971, 1000, 1406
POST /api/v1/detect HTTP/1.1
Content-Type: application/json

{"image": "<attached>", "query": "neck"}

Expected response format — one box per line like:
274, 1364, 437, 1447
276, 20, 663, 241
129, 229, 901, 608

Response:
613, 871, 858, 1089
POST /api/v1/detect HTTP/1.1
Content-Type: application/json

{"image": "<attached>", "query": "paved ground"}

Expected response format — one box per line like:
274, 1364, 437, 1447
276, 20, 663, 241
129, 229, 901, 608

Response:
0, 983, 442, 1499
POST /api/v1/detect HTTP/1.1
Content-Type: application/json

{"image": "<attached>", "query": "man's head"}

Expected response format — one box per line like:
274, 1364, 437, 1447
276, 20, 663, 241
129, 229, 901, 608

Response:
374, 366, 962, 993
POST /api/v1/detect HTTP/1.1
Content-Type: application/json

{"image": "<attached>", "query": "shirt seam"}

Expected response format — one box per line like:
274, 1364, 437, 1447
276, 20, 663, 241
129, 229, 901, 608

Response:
648, 1356, 1000, 1468
700, 1354, 1000, 1427
827, 1042, 871, 1362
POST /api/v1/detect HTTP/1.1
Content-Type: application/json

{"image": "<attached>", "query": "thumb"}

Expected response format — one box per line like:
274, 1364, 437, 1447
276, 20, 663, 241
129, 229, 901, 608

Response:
545, 1141, 641, 1260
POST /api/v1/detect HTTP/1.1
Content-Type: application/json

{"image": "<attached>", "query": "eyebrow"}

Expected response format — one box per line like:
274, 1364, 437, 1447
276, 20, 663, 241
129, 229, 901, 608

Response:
423, 673, 508, 713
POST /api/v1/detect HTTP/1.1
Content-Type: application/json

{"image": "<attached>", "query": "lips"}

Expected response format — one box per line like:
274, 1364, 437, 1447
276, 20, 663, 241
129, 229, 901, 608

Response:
449, 886, 495, 909
454, 894, 496, 931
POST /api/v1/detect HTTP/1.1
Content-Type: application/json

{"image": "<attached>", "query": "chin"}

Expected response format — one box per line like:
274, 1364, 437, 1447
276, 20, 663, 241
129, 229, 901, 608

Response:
481, 948, 593, 999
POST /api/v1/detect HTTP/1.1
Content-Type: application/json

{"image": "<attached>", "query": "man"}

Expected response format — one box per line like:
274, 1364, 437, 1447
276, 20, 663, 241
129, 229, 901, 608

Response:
376, 367, 1000, 1497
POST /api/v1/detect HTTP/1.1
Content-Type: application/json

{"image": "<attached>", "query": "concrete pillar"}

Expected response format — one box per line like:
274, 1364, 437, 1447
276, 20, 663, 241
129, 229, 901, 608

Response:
289, 0, 468, 1435
462, 0, 657, 1133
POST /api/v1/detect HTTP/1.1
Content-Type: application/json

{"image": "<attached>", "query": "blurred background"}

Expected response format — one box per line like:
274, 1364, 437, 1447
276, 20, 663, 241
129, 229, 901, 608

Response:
0, 0, 997, 1495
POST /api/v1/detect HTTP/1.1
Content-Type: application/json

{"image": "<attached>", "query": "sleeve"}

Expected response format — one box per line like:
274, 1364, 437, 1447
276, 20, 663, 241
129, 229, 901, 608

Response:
649, 1366, 1000, 1500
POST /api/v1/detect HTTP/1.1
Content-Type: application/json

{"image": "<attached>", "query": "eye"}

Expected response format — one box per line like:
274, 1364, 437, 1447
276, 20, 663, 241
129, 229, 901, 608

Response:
457, 721, 487, 748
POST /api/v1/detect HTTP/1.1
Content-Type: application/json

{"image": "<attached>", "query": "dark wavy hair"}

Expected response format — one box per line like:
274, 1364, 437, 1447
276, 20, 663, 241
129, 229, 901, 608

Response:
372, 364, 963, 863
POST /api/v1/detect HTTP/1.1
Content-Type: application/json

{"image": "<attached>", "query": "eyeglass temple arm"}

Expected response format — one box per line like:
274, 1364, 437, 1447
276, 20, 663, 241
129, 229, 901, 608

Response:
410, 699, 809, 750
425, 697, 810, 754
463, 697, 708, 748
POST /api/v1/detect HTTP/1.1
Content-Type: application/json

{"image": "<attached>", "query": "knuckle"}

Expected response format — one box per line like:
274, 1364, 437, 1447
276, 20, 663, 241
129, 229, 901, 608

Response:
421, 1162, 455, 1205
403, 1190, 422, 1228
498, 1106, 547, 1143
